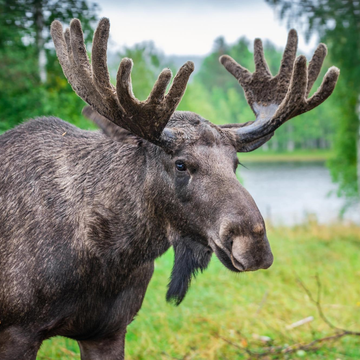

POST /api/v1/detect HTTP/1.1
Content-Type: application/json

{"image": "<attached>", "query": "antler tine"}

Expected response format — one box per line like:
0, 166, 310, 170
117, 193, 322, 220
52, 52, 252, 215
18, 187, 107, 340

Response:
52, 18, 194, 146
254, 38, 271, 76
70, 19, 91, 72
271, 55, 308, 125
51, 21, 72, 83
165, 61, 195, 111
91, 17, 119, 112
64, 29, 72, 61
303, 66, 340, 113
116, 58, 140, 114
219, 55, 252, 87
277, 29, 298, 85
306, 43, 327, 97
148, 69, 173, 104
219, 55, 254, 111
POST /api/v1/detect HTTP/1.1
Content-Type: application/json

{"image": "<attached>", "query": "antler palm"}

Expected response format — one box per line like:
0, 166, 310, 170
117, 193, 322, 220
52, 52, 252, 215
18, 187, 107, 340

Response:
220, 30, 339, 145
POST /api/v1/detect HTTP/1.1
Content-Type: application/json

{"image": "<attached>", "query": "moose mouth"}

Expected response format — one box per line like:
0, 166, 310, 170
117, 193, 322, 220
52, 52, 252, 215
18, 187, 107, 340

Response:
212, 243, 243, 273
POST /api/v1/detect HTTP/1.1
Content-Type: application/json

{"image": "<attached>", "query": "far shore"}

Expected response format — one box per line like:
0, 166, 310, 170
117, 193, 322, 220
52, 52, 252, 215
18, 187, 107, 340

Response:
239, 149, 333, 163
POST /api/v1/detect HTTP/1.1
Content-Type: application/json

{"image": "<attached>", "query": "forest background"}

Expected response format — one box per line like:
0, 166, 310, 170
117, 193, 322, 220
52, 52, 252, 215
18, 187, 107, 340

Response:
0, 1, 359, 359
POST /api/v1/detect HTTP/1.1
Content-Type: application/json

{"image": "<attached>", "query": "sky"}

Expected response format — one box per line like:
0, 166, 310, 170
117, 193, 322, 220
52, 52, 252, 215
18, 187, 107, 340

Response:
96, 0, 318, 57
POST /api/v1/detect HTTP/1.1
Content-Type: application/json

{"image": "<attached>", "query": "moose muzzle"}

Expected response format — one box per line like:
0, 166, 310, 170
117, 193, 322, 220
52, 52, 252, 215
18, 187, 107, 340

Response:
230, 233, 273, 271
215, 221, 274, 272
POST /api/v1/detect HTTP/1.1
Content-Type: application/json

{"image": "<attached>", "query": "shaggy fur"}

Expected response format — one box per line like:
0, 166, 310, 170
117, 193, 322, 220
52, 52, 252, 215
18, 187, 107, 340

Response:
166, 237, 212, 306
0, 112, 272, 359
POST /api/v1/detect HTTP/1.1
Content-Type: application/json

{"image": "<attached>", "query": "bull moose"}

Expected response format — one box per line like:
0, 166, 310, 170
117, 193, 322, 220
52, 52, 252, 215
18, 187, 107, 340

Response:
0, 18, 339, 359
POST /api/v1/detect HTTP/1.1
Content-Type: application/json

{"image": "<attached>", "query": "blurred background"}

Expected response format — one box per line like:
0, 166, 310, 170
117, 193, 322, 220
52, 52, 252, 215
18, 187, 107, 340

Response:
0, 0, 359, 359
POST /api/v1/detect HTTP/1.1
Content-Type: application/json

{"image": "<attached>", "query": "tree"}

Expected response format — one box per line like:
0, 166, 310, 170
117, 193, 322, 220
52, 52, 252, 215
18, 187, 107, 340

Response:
0, 0, 99, 131
0, 0, 97, 80
265, 0, 360, 198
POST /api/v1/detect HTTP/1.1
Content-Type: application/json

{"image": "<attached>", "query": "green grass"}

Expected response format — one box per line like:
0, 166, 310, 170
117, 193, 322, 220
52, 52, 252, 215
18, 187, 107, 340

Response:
37, 221, 360, 359
239, 149, 334, 163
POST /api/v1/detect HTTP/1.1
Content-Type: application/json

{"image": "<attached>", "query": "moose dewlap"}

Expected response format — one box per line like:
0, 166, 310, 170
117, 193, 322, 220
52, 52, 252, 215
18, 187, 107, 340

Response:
0, 18, 339, 359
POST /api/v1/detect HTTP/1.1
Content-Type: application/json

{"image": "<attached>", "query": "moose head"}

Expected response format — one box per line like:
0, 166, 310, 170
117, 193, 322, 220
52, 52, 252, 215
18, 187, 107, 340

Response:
51, 19, 339, 304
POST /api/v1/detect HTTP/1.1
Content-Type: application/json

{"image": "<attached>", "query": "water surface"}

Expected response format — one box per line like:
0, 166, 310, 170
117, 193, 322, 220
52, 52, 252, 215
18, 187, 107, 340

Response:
239, 161, 360, 226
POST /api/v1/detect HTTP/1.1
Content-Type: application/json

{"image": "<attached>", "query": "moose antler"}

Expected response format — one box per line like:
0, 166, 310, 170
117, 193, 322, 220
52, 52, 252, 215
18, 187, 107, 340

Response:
220, 30, 340, 152
51, 18, 194, 146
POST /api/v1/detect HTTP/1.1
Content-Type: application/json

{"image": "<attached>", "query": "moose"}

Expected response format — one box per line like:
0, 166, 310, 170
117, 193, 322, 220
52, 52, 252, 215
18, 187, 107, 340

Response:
0, 18, 339, 359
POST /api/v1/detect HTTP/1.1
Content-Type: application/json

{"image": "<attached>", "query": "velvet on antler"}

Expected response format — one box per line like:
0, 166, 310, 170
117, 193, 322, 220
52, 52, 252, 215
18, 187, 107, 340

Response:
220, 29, 340, 152
51, 18, 194, 146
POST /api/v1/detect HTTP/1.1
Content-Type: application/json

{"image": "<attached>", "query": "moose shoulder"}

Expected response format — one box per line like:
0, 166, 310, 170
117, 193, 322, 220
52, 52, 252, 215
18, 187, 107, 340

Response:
0, 18, 339, 360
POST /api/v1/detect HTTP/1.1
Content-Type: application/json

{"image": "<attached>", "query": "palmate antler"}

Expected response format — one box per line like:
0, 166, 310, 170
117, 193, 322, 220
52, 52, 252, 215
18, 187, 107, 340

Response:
219, 30, 340, 152
50, 18, 194, 146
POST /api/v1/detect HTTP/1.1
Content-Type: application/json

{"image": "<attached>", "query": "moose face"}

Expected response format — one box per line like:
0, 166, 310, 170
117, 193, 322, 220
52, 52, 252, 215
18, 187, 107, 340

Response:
150, 112, 274, 304
85, 110, 274, 305
158, 112, 273, 276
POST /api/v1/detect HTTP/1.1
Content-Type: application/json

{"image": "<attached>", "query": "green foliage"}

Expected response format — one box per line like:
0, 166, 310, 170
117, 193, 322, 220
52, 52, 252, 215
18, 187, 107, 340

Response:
0, 0, 98, 48
265, 0, 360, 197
0, 0, 98, 132
328, 82, 359, 198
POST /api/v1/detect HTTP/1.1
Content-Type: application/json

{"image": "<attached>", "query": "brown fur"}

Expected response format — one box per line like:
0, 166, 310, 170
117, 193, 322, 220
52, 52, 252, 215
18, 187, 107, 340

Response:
0, 113, 272, 359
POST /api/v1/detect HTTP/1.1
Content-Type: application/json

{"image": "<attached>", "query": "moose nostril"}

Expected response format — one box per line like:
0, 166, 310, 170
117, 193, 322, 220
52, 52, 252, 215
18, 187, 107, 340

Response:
253, 223, 265, 236
226, 238, 234, 252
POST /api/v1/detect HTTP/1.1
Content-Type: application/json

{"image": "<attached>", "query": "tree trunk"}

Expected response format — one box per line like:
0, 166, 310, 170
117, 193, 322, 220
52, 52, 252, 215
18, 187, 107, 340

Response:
286, 124, 295, 152
34, 0, 46, 83
357, 95, 360, 197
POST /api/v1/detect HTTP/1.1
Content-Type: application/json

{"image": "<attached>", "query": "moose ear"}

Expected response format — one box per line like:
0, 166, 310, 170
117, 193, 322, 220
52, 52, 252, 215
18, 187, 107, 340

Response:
166, 237, 212, 306
82, 106, 134, 143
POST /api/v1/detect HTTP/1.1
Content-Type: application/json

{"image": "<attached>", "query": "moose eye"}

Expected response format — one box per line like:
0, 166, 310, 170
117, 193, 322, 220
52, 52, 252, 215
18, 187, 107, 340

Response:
175, 160, 187, 172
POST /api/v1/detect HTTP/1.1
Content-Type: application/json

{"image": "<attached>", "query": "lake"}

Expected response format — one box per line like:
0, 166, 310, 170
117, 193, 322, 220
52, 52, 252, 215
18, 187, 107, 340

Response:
239, 161, 360, 226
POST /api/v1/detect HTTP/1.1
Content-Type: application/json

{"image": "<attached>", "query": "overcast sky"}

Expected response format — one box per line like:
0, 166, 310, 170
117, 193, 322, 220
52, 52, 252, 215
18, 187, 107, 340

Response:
96, 0, 317, 57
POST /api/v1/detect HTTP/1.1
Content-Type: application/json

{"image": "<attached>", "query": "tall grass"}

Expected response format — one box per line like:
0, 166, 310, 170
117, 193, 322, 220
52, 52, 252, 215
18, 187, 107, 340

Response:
38, 221, 360, 359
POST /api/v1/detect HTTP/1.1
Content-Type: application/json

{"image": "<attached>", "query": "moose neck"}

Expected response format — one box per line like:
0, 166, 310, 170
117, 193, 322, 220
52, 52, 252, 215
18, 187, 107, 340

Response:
77, 138, 171, 270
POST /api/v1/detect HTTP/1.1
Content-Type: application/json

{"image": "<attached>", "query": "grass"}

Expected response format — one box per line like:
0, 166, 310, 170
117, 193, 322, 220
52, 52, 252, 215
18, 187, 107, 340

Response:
37, 220, 360, 359
239, 149, 334, 163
